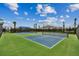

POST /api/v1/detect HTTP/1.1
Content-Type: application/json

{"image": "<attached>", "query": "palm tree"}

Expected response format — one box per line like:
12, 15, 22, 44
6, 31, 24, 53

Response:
13, 21, 16, 32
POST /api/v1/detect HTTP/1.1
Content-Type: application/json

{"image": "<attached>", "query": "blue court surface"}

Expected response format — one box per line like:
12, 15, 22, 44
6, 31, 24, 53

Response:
26, 34, 66, 48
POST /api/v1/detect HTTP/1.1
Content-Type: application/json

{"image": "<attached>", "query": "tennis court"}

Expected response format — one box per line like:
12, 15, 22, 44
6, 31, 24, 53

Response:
26, 32, 67, 49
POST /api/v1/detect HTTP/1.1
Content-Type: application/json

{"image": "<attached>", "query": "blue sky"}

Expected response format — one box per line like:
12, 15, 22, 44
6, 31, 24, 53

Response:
0, 3, 79, 28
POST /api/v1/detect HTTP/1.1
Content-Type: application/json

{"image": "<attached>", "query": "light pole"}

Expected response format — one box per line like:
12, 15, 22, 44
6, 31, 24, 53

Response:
13, 21, 16, 32
74, 18, 77, 34
63, 21, 65, 32
34, 23, 37, 29
34, 23, 37, 33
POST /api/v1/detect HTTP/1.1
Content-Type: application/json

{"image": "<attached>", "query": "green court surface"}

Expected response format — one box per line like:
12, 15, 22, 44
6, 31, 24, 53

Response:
0, 32, 79, 56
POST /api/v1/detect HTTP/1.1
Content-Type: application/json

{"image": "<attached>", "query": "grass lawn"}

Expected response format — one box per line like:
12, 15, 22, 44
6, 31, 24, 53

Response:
0, 32, 79, 56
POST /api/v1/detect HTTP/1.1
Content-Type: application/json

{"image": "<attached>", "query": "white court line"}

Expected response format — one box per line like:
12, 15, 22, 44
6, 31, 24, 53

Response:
25, 36, 66, 49
49, 37, 66, 49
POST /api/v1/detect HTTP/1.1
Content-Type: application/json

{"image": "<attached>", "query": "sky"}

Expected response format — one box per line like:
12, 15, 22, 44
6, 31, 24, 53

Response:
0, 3, 79, 28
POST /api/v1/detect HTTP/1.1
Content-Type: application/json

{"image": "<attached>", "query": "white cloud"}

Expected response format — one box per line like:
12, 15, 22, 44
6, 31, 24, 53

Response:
44, 6, 56, 14
39, 17, 57, 25
66, 9, 70, 12
40, 13, 47, 16
5, 3, 19, 16
14, 11, 19, 15
38, 20, 43, 23
47, 17, 57, 22
59, 15, 65, 22
36, 4, 43, 13
24, 12, 28, 16
45, 17, 57, 25
4, 21, 11, 24
66, 15, 70, 18
36, 4, 56, 16
59, 18, 65, 22
26, 18, 30, 21
33, 19, 35, 21
5, 3, 19, 11
60, 15, 69, 19
3, 21, 13, 28
60, 15, 64, 18
69, 4, 79, 12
